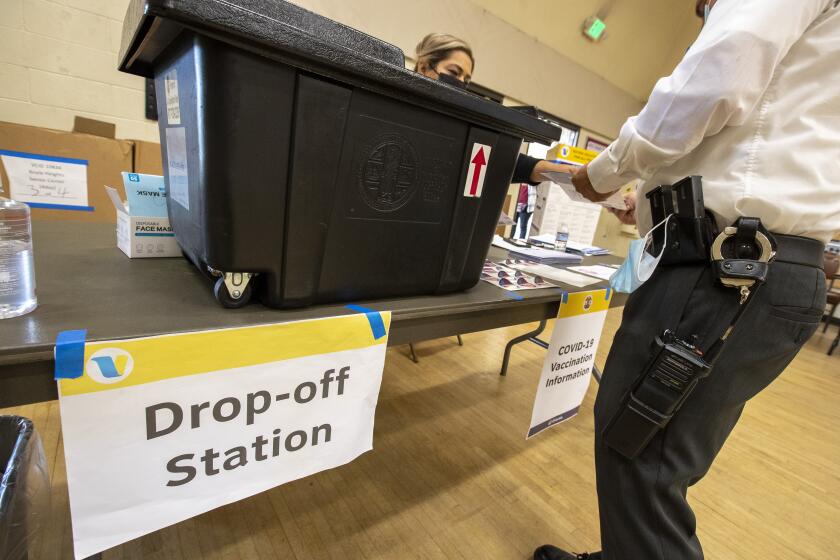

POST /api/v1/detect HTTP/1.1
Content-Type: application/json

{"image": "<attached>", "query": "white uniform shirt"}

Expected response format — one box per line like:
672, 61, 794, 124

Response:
588, 0, 840, 243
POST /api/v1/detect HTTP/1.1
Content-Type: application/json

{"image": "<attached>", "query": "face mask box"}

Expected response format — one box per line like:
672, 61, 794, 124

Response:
105, 173, 181, 258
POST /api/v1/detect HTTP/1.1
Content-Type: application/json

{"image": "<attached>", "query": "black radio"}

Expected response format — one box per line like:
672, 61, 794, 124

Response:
602, 330, 712, 460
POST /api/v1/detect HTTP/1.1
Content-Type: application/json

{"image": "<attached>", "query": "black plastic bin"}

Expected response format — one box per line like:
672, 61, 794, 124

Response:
0, 416, 49, 560
118, 0, 561, 308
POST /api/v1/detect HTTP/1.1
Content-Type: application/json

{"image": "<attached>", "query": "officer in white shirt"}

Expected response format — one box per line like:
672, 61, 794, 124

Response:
536, 1, 840, 559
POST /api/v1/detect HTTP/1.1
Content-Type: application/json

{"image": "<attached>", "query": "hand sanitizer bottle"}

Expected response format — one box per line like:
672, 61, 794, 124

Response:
0, 198, 37, 319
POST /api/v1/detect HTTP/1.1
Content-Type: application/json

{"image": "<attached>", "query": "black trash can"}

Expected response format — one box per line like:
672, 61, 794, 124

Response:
0, 416, 50, 560
118, 0, 561, 308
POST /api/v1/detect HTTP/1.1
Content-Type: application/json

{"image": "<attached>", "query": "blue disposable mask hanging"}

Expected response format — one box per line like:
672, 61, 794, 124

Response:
704, 2, 711, 24
609, 214, 673, 293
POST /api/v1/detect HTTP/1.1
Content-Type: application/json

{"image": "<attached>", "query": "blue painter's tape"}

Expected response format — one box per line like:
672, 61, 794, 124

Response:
345, 305, 387, 340
604, 287, 612, 301
0, 149, 88, 166
55, 330, 87, 379
561, 292, 569, 304
27, 203, 95, 212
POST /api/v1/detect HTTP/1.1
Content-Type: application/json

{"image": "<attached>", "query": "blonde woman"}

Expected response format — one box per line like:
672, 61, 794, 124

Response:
414, 33, 577, 188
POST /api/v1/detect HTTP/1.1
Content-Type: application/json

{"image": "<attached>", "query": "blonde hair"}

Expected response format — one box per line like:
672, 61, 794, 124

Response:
414, 33, 475, 74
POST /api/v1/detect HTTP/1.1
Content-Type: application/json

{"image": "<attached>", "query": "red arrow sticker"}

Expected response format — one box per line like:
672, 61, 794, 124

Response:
464, 143, 492, 198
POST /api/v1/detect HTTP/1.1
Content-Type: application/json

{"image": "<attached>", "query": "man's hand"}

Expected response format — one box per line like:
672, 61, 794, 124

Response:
571, 164, 616, 202
609, 191, 637, 225
530, 160, 578, 184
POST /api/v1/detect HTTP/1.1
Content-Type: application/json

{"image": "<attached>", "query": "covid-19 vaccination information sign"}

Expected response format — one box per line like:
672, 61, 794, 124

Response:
56, 310, 390, 559
528, 289, 611, 438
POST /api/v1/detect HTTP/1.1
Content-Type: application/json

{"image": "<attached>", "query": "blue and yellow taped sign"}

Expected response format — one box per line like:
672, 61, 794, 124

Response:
56, 309, 392, 560
56, 312, 391, 397
558, 288, 612, 318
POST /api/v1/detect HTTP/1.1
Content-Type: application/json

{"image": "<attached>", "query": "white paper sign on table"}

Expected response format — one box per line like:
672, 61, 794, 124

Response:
568, 264, 620, 282
528, 289, 612, 438
57, 310, 390, 559
504, 261, 601, 288
0, 150, 90, 210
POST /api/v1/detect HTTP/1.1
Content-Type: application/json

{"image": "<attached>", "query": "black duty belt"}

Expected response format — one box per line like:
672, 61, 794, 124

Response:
773, 234, 825, 269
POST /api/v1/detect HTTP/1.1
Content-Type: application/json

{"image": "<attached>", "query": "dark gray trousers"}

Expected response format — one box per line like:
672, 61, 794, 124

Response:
594, 259, 826, 559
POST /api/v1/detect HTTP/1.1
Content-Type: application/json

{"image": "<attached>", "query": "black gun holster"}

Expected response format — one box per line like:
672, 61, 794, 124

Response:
646, 176, 718, 264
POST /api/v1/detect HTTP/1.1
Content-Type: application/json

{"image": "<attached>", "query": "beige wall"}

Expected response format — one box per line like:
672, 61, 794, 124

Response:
0, 0, 657, 141
290, 0, 644, 138
0, 0, 697, 169
0, 0, 157, 141
471, 0, 701, 103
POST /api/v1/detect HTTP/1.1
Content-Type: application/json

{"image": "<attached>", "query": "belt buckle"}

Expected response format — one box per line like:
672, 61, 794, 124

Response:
710, 226, 775, 289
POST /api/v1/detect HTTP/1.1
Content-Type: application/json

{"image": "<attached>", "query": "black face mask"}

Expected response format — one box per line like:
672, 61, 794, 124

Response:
437, 72, 469, 90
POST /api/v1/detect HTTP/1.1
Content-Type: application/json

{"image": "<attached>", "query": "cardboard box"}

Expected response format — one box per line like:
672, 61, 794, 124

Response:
105, 173, 180, 258
0, 121, 132, 223
133, 140, 164, 175
74, 116, 117, 139
546, 143, 599, 166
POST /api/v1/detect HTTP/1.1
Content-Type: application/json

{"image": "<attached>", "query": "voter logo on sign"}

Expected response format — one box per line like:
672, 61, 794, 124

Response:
86, 348, 134, 384
560, 146, 570, 158
584, 295, 593, 310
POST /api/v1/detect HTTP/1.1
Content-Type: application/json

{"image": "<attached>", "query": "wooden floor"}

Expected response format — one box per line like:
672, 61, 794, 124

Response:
3, 309, 839, 560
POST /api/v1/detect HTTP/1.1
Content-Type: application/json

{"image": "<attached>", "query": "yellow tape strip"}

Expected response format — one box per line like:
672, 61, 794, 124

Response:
59, 312, 391, 397
557, 289, 612, 319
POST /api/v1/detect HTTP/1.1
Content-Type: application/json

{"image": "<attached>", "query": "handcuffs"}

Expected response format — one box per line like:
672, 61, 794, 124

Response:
710, 219, 777, 304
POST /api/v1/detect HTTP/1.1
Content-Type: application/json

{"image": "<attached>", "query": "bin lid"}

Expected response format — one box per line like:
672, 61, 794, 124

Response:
119, 0, 562, 145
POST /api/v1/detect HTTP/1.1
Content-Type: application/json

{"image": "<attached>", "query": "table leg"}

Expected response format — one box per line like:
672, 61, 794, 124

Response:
500, 319, 547, 376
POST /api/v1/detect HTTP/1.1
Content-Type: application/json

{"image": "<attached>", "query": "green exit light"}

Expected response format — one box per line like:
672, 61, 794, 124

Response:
585, 17, 606, 41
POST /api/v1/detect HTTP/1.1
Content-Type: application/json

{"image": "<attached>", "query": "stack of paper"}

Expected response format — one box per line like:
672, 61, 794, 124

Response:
539, 170, 627, 211
492, 235, 583, 264
529, 234, 611, 256
566, 240, 611, 256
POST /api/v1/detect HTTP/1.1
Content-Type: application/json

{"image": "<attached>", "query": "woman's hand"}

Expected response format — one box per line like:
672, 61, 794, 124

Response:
530, 160, 578, 184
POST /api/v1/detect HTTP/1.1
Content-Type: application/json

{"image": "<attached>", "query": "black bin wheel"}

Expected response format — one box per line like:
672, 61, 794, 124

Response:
213, 277, 253, 309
